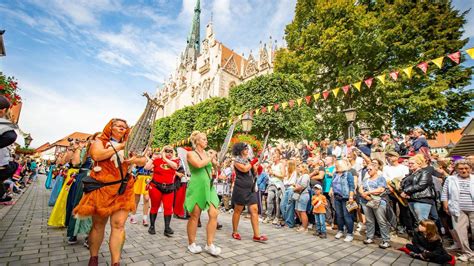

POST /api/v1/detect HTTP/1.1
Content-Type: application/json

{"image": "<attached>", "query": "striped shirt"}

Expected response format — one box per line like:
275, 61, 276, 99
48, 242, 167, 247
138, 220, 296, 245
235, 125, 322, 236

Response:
441, 175, 474, 212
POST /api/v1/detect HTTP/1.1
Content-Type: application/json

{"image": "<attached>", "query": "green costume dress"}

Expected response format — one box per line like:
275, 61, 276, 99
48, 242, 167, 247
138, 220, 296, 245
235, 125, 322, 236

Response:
184, 161, 220, 212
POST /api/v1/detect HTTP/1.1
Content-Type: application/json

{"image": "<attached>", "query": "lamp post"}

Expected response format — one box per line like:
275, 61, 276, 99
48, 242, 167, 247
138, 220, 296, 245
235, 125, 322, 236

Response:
24, 134, 33, 148
342, 108, 357, 139
241, 112, 253, 133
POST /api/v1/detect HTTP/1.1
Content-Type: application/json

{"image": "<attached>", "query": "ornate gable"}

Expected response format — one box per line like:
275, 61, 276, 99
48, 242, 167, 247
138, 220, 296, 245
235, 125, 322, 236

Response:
223, 55, 239, 76
245, 53, 258, 77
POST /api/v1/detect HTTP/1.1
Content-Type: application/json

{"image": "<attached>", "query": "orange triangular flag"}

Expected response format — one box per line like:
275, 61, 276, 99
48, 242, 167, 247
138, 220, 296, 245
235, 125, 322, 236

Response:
389, 71, 399, 81
305, 96, 312, 105
282, 102, 288, 109
261, 106, 267, 113
274, 104, 280, 112
353, 82, 362, 92
289, 100, 295, 108
403, 66, 413, 79
417, 62, 428, 74
431, 56, 444, 69
332, 88, 340, 97
377, 74, 386, 84
466, 48, 474, 59
296, 98, 303, 106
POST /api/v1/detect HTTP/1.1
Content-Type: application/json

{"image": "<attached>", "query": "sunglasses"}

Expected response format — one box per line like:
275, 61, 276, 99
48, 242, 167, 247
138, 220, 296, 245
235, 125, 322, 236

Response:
164, 150, 173, 153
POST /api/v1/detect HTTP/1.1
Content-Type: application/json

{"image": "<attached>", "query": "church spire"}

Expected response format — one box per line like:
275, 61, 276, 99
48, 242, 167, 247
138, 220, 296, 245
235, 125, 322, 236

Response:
184, 0, 200, 65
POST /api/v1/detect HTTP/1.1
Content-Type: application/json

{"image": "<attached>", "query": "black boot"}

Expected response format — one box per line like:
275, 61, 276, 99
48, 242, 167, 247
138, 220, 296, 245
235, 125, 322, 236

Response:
164, 215, 174, 237
148, 213, 157, 235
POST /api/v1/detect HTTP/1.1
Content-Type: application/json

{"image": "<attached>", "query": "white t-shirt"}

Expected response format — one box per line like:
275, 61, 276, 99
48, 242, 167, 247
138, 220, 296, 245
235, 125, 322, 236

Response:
383, 164, 409, 182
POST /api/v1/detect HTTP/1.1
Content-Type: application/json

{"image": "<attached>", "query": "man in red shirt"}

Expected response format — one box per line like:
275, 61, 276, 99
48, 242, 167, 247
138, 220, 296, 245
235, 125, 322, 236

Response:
144, 146, 179, 236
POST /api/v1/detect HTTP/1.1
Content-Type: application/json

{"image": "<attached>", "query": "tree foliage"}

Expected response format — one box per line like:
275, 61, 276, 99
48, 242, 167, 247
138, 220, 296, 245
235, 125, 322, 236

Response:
152, 97, 231, 149
275, 0, 473, 135
229, 73, 316, 140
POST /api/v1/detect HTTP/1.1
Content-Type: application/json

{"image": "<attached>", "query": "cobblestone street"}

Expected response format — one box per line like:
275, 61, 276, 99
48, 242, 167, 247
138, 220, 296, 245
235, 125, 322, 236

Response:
0, 175, 460, 265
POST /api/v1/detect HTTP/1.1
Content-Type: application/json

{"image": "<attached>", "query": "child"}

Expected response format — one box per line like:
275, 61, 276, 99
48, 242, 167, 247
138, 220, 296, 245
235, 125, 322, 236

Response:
312, 184, 327, 238
399, 219, 454, 265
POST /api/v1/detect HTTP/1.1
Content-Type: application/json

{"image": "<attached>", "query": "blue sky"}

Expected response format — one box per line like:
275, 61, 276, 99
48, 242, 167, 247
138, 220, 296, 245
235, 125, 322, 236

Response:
0, 0, 473, 147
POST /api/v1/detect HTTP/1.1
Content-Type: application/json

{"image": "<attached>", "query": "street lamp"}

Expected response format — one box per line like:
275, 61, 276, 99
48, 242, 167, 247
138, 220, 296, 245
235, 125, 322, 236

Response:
343, 108, 357, 139
0, 30, 5, 57
241, 112, 253, 133
24, 134, 33, 148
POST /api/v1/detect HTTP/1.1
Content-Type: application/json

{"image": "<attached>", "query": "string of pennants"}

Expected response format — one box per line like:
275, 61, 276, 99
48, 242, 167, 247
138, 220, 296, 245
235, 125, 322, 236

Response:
170, 47, 474, 148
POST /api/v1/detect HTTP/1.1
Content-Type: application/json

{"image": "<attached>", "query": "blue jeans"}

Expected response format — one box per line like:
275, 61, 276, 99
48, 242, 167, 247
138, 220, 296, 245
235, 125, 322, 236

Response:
314, 214, 326, 233
409, 202, 432, 221
280, 188, 295, 227
334, 197, 354, 234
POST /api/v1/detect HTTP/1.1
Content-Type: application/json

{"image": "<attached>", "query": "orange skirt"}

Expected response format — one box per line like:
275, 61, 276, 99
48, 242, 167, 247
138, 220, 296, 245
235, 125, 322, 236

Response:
73, 177, 136, 218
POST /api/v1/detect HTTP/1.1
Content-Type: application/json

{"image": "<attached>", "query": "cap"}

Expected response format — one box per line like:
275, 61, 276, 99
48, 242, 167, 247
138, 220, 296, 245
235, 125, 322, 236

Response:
386, 151, 400, 157
313, 184, 322, 190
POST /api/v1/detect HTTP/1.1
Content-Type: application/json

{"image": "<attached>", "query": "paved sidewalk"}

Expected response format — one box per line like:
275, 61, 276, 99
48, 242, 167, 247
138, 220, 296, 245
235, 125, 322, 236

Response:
0, 175, 463, 265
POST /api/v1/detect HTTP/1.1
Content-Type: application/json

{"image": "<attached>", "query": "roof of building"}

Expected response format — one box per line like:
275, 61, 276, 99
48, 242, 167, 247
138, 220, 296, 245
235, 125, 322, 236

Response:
35, 142, 50, 153
427, 128, 463, 148
449, 118, 474, 157
220, 42, 247, 76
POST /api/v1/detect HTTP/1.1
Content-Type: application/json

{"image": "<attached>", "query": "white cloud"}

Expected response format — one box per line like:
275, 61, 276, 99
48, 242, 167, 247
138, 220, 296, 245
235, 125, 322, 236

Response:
212, 0, 231, 27
97, 50, 132, 66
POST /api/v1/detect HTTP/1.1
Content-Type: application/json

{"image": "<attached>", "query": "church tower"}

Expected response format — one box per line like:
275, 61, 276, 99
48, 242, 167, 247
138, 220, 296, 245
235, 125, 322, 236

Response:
183, 0, 201, 68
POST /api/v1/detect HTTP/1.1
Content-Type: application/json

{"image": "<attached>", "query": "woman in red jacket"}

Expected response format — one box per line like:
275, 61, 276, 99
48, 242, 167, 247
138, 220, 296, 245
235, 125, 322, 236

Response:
144, 146, 179, 237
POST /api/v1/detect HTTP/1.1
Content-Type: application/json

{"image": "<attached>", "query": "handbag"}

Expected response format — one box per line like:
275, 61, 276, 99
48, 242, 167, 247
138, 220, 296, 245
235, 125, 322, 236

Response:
291, 191, 301, 201
346, 200, 358, 212
366, 199, 381, 209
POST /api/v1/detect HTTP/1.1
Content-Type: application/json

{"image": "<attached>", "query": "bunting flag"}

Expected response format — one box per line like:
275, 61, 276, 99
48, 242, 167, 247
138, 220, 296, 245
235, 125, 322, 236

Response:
353, 82, 362, 92
432, 56, 444, 69
447, 51, 461, 64
417, 62, 428, 74
282, 102, 288, 109
403, 66, 413, 79
261, 106, 267, 113
289, 100, 295, 108
313, 94, 320, 101
332, 88, 340, 97
267, 105, 273, 113
305, 95, 312, 105
274, 104, 280, 112
214, 126, 218, 131
296, 98, 303, 106
255, 108, 260, 115
377, 74, 386, 84
322, 90, 330, 100
389, 71, 399, 81
341, 86, 349, 94
467, 48, 474, 59
364, 78, 373, 88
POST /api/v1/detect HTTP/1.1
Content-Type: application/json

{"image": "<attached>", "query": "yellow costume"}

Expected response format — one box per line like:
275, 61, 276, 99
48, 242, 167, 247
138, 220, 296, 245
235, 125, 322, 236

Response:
48, 168, 79, 227
133, 175, 150, 195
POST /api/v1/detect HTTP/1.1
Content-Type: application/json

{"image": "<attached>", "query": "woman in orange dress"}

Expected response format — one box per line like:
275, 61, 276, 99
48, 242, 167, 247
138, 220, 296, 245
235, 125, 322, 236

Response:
73, 119, 147, 266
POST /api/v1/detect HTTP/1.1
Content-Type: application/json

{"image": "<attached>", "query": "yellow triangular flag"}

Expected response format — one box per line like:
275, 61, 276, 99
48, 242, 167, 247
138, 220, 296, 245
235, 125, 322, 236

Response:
282, 102, 288, 109
296, 98, 303, 106
353, 82, 361, 91
431, 56, 444, 69
332, 88, 340, 97
403, 66, 413, 79
313, 94, 320, 101
377, 74, 386, 84
466, 48, 474, 59
267, 105, 272, 113
255, 108, 260, 115
214, 126, 218, 131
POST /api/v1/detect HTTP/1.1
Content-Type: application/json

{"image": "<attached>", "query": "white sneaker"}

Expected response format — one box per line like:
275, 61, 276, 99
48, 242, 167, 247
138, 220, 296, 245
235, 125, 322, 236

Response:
296, 227, 308, 233
205, 244, 221, 256
457, 254, 471, 262
335, 231, 344, 239
187, 243, 202, 254
344, 235, 354, 242
272, 218, 279, 225
129, 215, 137, 224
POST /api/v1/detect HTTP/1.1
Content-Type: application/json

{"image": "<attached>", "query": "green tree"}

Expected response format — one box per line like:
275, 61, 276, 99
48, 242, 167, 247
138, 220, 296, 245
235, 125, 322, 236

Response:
229, 73, 316, 140
275, 0, 473, 135
152, 97, 231, 149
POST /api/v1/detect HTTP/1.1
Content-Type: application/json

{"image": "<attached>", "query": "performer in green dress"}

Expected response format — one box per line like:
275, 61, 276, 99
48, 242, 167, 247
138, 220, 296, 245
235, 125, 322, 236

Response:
185, 131, 221, 256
